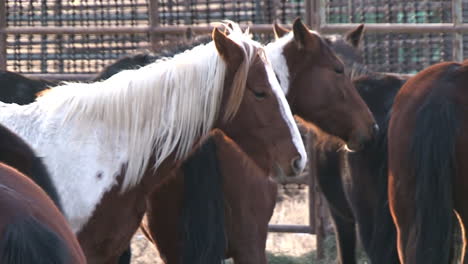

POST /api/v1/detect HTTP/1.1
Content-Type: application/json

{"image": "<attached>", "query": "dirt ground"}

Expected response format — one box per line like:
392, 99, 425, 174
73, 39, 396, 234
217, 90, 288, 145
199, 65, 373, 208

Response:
129, 186, 313, 263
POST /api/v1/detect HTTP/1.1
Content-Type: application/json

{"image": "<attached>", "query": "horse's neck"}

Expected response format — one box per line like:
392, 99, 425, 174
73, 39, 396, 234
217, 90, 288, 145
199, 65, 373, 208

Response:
213, 134, 267, 179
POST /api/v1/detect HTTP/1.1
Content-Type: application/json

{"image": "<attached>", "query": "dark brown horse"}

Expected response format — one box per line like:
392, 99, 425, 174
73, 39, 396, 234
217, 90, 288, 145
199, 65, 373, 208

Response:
313, 72, 407, 264
388, 61, 468, 263
0, 124, 85, 264
0, 70, 57, 105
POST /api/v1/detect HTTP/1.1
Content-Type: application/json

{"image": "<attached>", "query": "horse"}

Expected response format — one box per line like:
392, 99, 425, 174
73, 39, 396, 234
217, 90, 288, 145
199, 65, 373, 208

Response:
139, 19, 377, 264
266, 18, 377, 152
0, 70, 57, 105
388, 60, 468, 264
0, 124, 86, 264
273, 22, 365, 77
0, 23, 307, 263
313, 72, 408, 264
140, 129, 277, 264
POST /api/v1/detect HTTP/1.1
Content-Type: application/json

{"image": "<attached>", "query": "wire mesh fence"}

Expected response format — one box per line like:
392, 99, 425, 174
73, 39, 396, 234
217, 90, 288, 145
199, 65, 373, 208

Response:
1, 0, 467, 75
3, 0, 305, 75
325, 0, 455, 73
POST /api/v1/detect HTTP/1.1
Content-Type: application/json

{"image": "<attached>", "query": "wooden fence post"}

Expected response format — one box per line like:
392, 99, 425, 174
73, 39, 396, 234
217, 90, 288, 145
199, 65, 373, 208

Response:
0, 0, 7, 70
148, 0, 160, 52
452, 0, 463, 62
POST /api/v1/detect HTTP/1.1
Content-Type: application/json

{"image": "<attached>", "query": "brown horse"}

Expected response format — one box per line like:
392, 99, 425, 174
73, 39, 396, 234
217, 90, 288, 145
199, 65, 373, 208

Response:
266, 18, 377, 152
388, 61, 468, 263
0, 124, 85, 264
140, 129, 277, 264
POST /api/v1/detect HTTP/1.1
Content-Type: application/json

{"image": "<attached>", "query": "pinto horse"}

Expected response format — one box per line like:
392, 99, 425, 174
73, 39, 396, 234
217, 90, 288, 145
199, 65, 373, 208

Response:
0, 124, 85, 264
0, 23, 306, 263
140, 19, 377, 264
388, 61, 468, 264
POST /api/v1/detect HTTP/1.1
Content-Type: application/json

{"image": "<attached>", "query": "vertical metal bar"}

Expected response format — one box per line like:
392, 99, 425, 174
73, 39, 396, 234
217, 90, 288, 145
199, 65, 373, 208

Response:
318, 0, 326, 29
305, 0, 312, 26
148, 0, 160, 52
0, 0, 7, 70
452, 0, 463, 62
308, 0, 325, 31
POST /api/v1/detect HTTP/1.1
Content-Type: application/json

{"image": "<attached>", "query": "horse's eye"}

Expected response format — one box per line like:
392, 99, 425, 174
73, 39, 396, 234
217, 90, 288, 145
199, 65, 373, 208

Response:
253, 91, 267, 100
335, 67, 344, 74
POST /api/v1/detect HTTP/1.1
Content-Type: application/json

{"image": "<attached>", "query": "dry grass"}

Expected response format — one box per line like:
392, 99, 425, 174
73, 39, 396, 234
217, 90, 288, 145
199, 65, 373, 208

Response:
129, 186, 315, 263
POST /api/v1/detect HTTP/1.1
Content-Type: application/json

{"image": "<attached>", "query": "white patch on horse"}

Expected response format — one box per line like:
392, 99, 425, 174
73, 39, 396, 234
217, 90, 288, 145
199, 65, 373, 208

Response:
265, 30, 322, 95
0, 23, 259, 233
265, 33, 293, 94
263, 56, 307, 172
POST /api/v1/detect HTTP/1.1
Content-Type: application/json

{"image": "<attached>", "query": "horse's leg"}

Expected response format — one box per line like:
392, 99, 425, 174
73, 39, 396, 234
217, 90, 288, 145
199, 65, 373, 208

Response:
315, 149, 356, 264
453, 143, 468, 264
387, 174, 416, 264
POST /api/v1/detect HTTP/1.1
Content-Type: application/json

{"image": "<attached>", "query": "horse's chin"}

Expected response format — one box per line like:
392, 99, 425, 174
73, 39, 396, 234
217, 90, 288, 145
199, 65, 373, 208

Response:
272, 164, 305, 185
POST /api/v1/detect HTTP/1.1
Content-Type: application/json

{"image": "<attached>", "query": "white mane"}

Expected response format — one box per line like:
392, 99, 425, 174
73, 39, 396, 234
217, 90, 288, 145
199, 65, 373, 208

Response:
36, 23, 259, 191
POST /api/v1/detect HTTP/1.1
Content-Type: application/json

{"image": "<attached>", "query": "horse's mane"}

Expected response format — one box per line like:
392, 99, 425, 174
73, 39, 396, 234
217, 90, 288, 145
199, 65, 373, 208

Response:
35, 22, 260, 190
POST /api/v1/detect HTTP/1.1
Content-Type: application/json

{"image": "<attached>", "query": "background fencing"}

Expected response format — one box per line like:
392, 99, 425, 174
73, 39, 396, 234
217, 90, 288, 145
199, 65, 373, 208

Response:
1, 0, 466, 77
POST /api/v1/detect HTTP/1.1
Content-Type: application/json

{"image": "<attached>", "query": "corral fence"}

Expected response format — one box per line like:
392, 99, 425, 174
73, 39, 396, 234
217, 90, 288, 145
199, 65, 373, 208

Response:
0, 0, 466, 261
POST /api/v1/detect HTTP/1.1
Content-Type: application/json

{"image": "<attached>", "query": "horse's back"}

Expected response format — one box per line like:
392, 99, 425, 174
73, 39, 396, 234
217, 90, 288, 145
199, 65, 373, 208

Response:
0, 163, 86, 264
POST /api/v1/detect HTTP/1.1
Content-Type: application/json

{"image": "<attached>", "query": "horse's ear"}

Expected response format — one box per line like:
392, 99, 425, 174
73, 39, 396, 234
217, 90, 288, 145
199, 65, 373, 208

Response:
345, 24, 365, 48
292, 18, 320, 50
212, 27, 244, 70
273, 22, 290, 39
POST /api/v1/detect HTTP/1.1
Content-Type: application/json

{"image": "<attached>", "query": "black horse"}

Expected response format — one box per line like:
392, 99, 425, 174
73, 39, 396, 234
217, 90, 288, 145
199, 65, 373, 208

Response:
314, 72, 408, 264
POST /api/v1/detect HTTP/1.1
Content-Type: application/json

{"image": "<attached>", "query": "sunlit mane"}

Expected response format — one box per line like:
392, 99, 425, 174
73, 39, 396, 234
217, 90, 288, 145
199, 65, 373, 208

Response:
36, 22, 260, 191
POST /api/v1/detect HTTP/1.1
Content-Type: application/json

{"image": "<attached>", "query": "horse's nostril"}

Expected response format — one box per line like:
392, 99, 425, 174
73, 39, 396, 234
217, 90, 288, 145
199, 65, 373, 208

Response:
291, 156, 303, 175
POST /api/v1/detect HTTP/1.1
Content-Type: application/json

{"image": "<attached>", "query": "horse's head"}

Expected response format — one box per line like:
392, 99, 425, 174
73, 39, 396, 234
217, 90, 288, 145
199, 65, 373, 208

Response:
266, 18, 377, 151
212, 24, 307, 177
274, 23, 365, 76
